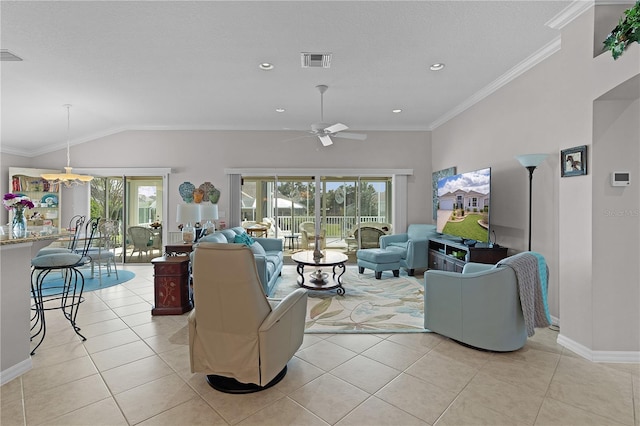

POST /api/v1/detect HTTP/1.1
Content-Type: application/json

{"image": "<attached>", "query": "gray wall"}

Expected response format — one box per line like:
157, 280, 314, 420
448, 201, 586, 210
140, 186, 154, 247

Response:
431, 7, 639, 357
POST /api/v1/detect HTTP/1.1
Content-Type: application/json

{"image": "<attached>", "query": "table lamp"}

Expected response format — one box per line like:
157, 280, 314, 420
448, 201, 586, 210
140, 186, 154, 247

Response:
176, 203, 200, 244
199, 203, 219, 235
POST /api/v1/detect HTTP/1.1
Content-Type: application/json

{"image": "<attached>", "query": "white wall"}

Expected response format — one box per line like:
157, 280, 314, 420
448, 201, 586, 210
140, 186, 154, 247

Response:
4, 130, 432, 233
432, 6, 639, 359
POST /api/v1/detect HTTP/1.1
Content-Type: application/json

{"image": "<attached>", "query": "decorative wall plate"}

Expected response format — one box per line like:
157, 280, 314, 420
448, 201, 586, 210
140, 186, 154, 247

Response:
179, 182, 196, 203
199, 182, 215, 202
41, 194, 58, 206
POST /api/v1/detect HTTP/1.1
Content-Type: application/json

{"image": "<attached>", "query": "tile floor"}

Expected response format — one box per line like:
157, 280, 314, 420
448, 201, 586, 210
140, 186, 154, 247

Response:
2, 264, 639, 426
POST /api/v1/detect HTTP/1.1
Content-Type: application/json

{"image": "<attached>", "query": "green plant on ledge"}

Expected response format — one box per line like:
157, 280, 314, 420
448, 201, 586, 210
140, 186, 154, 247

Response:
603, 0, 640, 60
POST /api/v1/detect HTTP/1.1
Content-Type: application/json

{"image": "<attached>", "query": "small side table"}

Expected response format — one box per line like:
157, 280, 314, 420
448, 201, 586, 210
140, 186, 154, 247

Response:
151, 256, 193, 315
164, 243, 193, 256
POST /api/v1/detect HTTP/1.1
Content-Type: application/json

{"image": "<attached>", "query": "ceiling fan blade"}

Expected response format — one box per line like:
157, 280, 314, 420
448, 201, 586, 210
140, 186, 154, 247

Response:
334, 132, 367, 140
324, 123, 348, 134
318, 134, 333, 146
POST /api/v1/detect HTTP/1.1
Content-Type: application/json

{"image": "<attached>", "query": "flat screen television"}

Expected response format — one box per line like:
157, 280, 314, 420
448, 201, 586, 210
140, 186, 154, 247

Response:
436, 167, 491, 243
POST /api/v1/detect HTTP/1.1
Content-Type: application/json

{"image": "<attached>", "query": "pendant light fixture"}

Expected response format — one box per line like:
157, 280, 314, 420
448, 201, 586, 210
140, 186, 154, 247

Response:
41, 104, 93, 187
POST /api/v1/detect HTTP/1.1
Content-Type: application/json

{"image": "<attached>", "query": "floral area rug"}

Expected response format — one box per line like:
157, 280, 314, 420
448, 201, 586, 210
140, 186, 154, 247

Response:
271, 265, 427, 333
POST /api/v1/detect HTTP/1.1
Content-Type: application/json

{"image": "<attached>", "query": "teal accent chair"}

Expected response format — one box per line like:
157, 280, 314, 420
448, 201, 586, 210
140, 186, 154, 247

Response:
424, 262, 527, 351
379, 224, 438, 276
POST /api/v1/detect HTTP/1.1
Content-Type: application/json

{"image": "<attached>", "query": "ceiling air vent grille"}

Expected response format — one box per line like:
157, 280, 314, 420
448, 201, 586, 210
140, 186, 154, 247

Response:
1, 50, 23, 61
301, 52, 331, 68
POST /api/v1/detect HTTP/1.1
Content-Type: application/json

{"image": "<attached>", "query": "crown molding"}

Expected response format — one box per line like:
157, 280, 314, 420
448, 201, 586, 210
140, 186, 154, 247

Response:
429, 36, 562, 130
546, 0, 594, 30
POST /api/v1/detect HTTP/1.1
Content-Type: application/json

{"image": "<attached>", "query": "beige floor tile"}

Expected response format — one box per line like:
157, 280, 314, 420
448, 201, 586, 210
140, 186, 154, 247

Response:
120, 310, 154, 328
534, 397, 627, 426
386, 332, 445, 353
491, 345, 561, 372
82, 327, 141, 354
158, 345, 193, 378
295, 339, 357, 371
103, 294, 147, 309
274, 356, 325, 395
634, 374, 640, 426
137, 396, 227, 425
375, 373, 457, 424
30, 340, 88, 369
237, 396, 328, 426
405, 351, 479, 393
336, 395, 427, 425
289, 375, 370, 424
114, 373, 198, 424
326, 333, 383, 353
547, 356, 634, 425
1, 395, 25, 426
22, 355, 97, 395
435, 395, 530, 426
78, 317, 129, 339
92, 287, 137, 302
111, 301, 153, 317
453, 371, 545, 424
298, 334, 325, 350
201, 383, 286, 424
131, 316, 185, 339
431, 339, 492, 369
24, 374, 110, 425
91, 340, 156, 372
480, 356, 555, 396
143, 328, 189, 354
362, 339, 425, 370
75, 308, 119, 325
0, 376, 23, 403
41, 397, 128, 426
101, 355, 174, 394
331, 354, 401, 394
524, 327, 564, 354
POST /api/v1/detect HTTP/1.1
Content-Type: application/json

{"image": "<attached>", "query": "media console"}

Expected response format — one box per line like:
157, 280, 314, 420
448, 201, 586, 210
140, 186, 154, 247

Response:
428, 237, 508, 272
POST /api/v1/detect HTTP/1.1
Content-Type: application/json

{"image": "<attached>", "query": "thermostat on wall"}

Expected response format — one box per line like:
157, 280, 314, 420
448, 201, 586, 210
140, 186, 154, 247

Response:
611, 171, 630, 186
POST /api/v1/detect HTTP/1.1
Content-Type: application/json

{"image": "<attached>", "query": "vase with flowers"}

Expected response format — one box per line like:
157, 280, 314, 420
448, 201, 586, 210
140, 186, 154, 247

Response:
3, 193, 35, 238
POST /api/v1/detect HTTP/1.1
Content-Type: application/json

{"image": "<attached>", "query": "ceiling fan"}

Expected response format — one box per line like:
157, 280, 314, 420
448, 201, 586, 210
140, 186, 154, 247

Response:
308, 84, 367, 146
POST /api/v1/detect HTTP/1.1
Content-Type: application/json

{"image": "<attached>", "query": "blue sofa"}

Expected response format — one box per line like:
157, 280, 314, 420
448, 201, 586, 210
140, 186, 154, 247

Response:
197, 226, 283, 296
379, 224, 438, 276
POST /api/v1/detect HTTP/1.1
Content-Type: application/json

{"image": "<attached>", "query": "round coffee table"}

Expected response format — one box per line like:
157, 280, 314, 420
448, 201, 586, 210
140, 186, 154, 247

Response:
291, 250, 348, 295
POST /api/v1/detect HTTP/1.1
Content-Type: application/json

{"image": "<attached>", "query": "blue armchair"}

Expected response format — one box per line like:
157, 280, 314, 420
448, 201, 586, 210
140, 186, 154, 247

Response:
424, 262, 527, 351
379, 224, 438, 276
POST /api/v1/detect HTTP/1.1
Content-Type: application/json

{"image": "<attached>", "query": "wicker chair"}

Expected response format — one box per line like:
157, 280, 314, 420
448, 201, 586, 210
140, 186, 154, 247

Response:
299, 222, 326, 250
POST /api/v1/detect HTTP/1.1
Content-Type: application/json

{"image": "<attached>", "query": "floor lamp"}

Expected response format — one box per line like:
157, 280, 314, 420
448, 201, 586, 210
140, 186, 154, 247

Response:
515, 154, 548, 251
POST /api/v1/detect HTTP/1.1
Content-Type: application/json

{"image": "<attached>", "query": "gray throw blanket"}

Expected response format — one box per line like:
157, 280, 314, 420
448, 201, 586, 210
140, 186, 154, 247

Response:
497, 252, 551, 337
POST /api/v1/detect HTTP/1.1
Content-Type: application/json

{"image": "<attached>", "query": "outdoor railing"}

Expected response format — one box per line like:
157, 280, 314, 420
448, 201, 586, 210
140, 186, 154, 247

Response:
274, 216, 387, 238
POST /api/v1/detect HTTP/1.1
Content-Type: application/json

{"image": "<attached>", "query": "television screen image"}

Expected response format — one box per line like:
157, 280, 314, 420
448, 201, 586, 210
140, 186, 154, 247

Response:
436, 167, 491, 243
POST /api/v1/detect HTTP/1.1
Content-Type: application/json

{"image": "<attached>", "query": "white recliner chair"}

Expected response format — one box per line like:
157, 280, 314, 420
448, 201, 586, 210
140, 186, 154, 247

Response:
188, 243, 307, 393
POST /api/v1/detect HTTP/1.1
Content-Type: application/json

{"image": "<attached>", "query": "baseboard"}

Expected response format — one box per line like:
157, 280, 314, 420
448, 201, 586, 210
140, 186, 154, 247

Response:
0, 358, 32, 386
557, 333, 640, 363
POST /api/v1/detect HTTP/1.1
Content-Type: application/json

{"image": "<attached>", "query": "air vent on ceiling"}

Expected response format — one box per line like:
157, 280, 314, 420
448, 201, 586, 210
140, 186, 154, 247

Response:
0, 50, 23, 61
301, 52, 331, 68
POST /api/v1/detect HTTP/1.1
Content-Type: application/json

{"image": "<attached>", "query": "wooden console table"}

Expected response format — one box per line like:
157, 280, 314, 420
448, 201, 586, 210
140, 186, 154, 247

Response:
151, 256, 193, 315
164, 243, 193, 256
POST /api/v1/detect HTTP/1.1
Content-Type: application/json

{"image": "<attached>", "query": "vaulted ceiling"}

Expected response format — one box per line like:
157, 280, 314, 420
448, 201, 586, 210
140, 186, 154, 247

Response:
1, 0, 578, 156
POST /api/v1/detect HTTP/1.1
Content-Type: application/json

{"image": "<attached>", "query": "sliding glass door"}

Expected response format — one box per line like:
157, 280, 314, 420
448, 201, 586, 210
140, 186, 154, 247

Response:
240, 174, 392, 254
90, 175, 164, 263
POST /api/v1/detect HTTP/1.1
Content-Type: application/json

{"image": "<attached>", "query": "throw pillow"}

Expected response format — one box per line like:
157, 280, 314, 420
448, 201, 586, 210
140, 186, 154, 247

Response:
249, 241, 266, 256
233, 233, 255, 246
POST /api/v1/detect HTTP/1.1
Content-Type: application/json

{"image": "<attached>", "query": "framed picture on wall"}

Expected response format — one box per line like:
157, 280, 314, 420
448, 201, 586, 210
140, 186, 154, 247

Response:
560, 145, 587, 177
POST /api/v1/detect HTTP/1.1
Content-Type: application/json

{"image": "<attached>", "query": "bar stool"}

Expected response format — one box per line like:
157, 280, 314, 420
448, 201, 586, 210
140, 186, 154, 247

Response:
29, 217, 98, 355
30, 253, 87, 355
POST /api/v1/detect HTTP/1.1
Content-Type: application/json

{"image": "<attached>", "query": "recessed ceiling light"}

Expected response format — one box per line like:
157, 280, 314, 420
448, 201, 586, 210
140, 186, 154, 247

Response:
275, 108, 286, 113
259, 62, 274, 70
430, 63, 445, 71
392, 109, 402, 114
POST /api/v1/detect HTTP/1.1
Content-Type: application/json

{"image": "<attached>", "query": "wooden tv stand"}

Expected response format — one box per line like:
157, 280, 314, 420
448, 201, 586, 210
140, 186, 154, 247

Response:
428, 237, 508, 272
